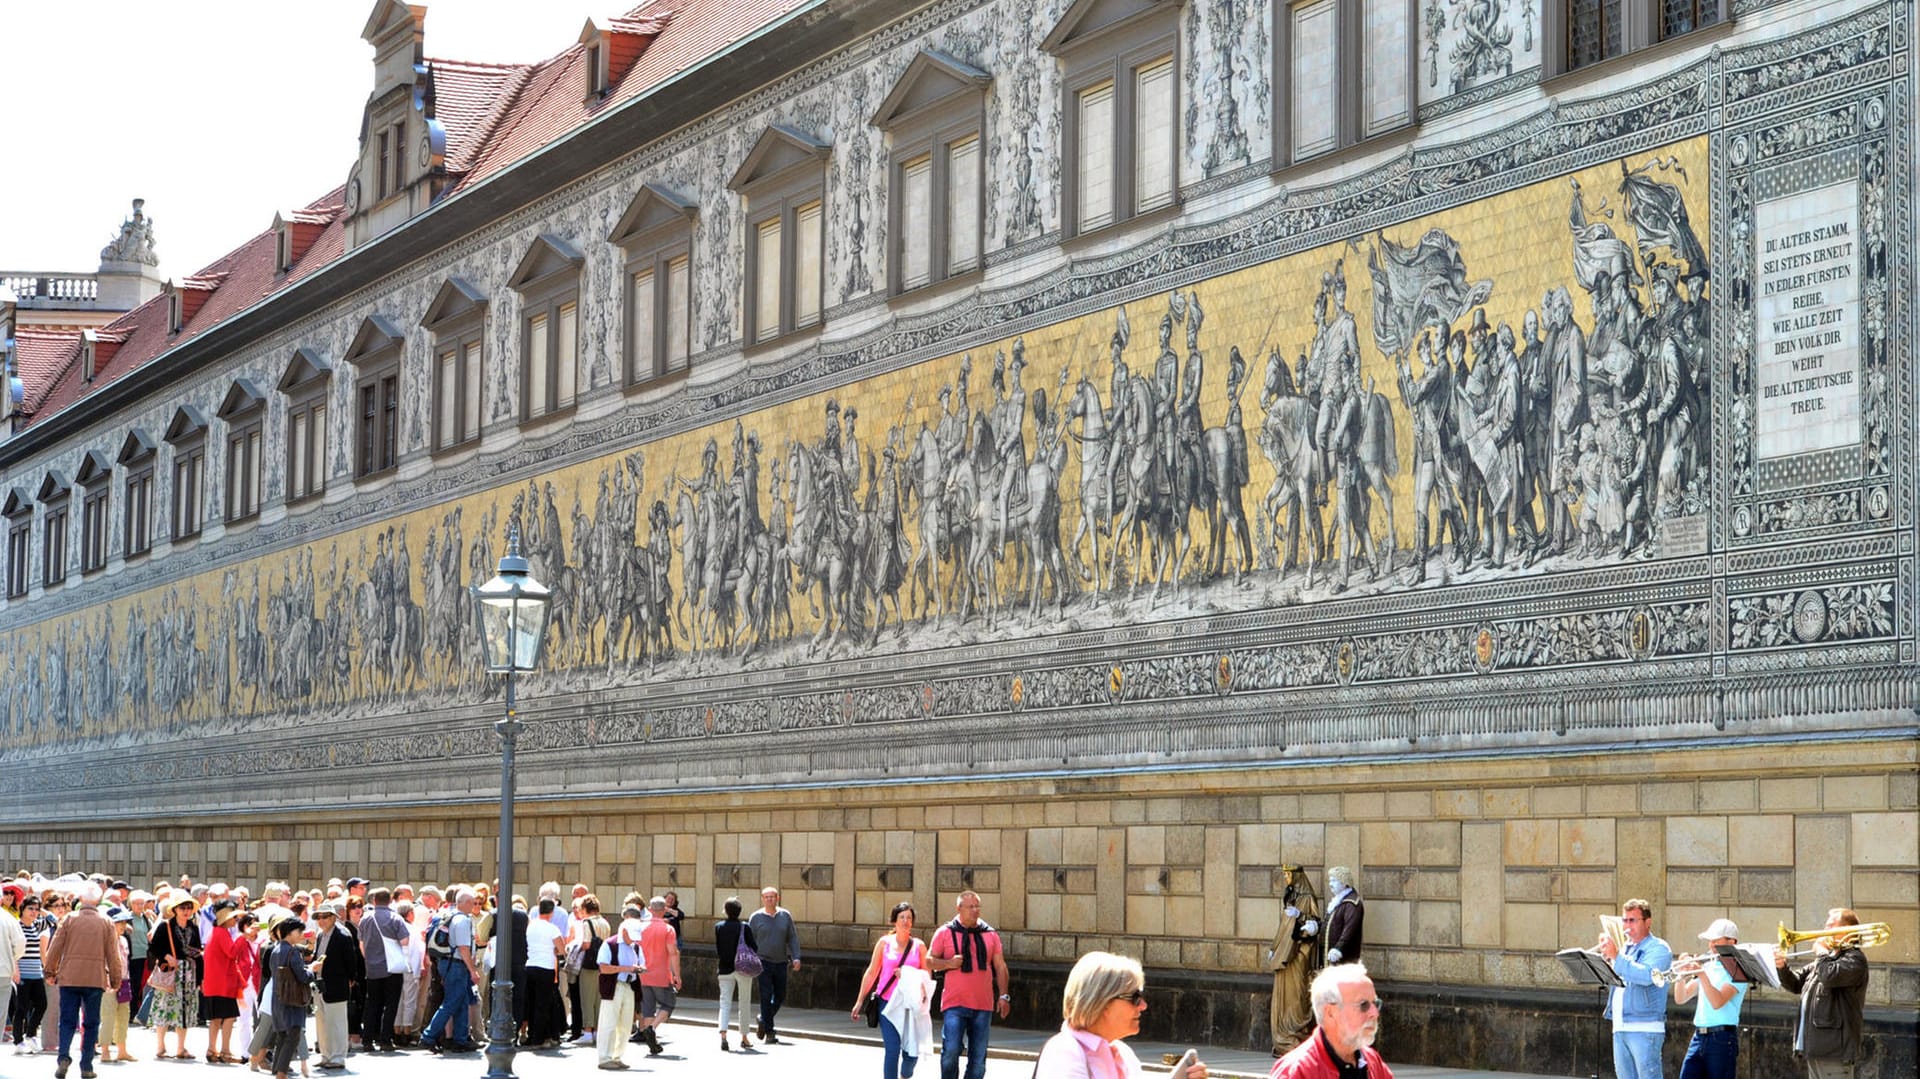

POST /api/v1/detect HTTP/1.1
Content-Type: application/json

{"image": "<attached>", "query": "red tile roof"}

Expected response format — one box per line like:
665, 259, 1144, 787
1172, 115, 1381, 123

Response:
19, 0, 813, 431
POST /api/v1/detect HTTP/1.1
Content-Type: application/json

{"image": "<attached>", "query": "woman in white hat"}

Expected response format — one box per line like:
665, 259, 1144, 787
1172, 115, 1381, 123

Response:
148, 891, 204, 1059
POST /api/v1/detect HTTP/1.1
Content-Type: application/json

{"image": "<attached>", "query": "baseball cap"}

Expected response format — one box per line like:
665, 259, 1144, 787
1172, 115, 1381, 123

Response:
1699, 918, 1739, 940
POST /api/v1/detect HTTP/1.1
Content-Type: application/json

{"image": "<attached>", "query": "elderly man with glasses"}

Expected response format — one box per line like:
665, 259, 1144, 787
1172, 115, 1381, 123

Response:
1597, 899, 1674, 1079
1269, 963, 1390, 1079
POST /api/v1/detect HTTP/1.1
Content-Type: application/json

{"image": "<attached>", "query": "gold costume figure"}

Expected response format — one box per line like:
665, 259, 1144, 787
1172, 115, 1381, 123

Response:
1268, 865, 1323, 1054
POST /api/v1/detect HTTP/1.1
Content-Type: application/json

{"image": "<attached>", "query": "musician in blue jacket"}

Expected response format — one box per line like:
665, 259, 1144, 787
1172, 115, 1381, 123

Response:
1597, 899, 1673, 1079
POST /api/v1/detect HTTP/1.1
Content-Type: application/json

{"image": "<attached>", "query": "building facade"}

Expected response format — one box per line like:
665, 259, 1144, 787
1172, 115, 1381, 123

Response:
1, 1, 1914, 1074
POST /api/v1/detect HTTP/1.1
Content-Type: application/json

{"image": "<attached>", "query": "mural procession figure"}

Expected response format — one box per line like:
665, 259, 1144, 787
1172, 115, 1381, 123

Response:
1, 154, 1713, 746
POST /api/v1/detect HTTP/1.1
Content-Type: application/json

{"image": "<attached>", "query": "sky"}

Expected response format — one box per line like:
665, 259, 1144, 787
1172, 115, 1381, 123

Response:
1, 1, 598, 280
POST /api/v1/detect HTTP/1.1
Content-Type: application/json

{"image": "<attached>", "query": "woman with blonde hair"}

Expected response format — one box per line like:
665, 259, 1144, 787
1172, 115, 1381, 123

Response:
1033, 951, 1208, 1079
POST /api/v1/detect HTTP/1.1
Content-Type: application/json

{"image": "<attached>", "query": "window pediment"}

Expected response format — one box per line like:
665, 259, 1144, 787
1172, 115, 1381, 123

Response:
3, 488, 33, 518
872, 50, 992, 130
609, 183, 698, 248
508, 234, 586, 293
422, 276, 488, 329
74, 451, 113, 486
344, 315, 407, 365
729, 125, 832, 194
1042, 0, 1181, 56
38, 471, 71, 503
217, 378, 267, 420
278, 348, 333, 394
165, 405, 209, 443
118, 429, 157, 465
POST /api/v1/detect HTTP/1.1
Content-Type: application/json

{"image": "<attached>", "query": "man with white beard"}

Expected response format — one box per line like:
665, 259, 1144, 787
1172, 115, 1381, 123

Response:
1268, 964, 1392, 1079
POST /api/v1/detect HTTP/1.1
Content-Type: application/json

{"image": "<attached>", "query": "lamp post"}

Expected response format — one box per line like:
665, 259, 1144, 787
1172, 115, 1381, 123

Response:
471, 526, 550, 1079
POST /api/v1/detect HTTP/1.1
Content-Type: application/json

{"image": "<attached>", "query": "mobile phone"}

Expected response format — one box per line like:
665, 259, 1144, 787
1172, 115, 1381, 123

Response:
1170, 1049, 1199, 1079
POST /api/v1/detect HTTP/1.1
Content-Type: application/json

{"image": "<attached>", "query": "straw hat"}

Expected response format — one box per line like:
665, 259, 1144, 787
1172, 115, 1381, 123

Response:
160, 892, 197, 915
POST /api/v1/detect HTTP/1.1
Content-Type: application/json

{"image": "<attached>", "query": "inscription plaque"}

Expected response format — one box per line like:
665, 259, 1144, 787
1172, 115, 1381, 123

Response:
1754, 182, 1860, 460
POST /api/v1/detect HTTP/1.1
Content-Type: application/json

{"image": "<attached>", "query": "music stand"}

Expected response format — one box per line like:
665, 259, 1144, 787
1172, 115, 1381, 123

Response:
1717, 944, 1775, 988
1556, 948, 1625, 987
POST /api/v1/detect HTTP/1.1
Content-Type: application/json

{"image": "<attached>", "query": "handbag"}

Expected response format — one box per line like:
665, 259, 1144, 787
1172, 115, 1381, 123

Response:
864, 938, 916, 1028
149, 963, 179, 993
732, 930, 763, 978
381, 930, 407, 973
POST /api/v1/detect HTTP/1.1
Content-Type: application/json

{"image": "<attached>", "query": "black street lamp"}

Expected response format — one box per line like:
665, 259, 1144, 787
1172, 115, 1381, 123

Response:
471, 525, 550, 1078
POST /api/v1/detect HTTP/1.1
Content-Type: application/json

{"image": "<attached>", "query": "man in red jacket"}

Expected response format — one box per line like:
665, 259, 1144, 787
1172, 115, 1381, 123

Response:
1269, 964, 1391, 1079
43, 881, 123, 1079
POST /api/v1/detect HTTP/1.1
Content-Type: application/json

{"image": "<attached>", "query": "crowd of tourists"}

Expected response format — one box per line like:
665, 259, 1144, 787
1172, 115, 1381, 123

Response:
0, 870, 814, 1079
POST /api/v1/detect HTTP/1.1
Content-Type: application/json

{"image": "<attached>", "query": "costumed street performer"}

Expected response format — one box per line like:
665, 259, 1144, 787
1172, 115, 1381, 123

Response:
1268, 865, 1322, 1056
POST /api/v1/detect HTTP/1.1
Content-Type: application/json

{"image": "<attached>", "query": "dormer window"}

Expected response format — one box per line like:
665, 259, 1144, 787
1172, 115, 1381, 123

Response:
507, 235, 586, 422
587, 41, 606, 97
729, 126, 832, 346
578, 14, 667, 102
276, 225, 294, 274
167, 284, 183, 334
279, 348, 332, 501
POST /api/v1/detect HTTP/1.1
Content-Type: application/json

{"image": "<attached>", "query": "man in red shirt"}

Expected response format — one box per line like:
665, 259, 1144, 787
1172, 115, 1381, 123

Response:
927, 891, 1009, 1079
1270, 964, 1392, 1079
634, 897, 680, 1056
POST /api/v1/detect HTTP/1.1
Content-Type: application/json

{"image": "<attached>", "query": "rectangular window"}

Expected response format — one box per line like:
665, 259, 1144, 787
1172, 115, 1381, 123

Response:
527, 312, 550, 416
794, 202, 823, 329
900, 155, 933, 290
1660, 0, 1719, 37
755, 218, 783, 343
947, 137, 981, 276
81, 487, 109, 573
664, 254, 690, 374
124, 468, 152, 557
227, 427, 260, 523
629, 269, 657, 380
291, 410, 310, 497
1361, 0, 1411, 136
377, 130, 392, 200
1077, 81, 1116, 233
1134, 59, 1175, 213
43, 506, 67, 587
436, 347, 458, 448
391, 123, 407, 192
461, 341, 482, 440
4, 521, 26, 599
555, 301, 578, 409
1569, 0, 1624, 68
171, 446, 203, 539
1290, 1, 1339, 160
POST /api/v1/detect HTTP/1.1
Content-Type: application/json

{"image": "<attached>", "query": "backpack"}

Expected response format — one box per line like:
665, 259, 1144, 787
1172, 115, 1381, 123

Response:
425, 912, 455, 959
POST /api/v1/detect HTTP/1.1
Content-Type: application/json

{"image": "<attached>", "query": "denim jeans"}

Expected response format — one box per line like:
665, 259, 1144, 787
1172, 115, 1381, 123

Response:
57, 985, 105, 1069
1679, 1026, 1738, 1079
424, 959, 473, 1046
880, 1013, 919, 1079
940, 1006, 992, 1079
1614, 1030, 1665, 1079
757, 963, 789, 1035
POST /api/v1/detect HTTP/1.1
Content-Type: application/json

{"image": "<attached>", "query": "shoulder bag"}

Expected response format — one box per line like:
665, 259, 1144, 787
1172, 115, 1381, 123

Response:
864, 938, 918, 1028
732, 922, 763, 978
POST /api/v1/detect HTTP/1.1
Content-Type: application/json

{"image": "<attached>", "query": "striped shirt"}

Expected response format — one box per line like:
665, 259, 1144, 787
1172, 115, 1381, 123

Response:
18, 915, 53, 979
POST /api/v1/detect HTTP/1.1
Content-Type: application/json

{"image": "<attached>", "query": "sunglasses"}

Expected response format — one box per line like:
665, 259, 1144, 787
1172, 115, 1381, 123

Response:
1113, 989, 1147, 1006
1347, 998, 1385, 1014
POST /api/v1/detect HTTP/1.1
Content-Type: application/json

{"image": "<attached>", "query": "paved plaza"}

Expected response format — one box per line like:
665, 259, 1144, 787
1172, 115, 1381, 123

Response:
7, 999, 1571, 1079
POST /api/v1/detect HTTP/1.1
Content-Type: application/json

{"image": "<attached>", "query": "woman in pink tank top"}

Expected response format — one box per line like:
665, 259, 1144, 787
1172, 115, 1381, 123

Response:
850, 901, 924, 1079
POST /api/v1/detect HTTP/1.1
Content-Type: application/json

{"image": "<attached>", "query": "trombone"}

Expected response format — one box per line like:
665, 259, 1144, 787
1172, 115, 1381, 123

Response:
1777, 921, 1891, 958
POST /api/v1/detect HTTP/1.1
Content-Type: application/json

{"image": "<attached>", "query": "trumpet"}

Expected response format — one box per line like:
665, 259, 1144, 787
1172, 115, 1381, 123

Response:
1650, 953, 1712, 987
1777, 921, 1891, 957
